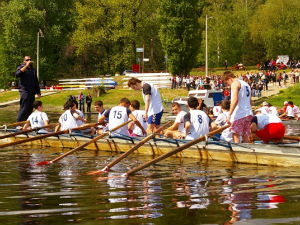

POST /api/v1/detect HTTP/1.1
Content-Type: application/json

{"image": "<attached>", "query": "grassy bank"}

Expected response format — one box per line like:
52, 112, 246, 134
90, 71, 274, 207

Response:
267, 83, 300, 107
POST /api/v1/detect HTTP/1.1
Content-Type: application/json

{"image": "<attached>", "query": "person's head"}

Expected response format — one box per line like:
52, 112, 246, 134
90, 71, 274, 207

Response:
73, 100, 79, 109
127, 77, 142, 90
120, 97, 131, 108
262, 101, 268, 107
64, 100, 75, 110
23, 55, 33, 67
221, 100, 230, 111
94, 100, 104, 112
288, 101, 294, 106
223, 71, 236, 86
187, 97, 199, 109
284, 101, 288, 106
171, 102, 181, 115
33, 100, 43, 111
130, 100, 140, 111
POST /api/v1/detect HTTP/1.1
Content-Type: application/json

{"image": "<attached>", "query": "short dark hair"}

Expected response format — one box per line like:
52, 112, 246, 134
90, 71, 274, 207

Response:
73, 100, 78, 108
171, 102, 180, 108
288, 101, 294, 105
130, 100, 140, 110
120, 97, 131, 105
64, 100, 74, 110
94, 100, 103, 107
128, 77, 142, 87
33, 101, 42, 109
187, 97, 199, 109
223, 71, 236, 80
221, 100, 230, 110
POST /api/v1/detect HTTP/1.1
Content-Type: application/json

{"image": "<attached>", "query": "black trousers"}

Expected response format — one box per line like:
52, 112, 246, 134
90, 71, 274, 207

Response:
87, 103, 91, 112
17, 92, 35, 122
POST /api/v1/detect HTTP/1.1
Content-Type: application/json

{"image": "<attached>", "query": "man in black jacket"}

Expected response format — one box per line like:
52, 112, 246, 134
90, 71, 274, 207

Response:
15, 56, 41, 122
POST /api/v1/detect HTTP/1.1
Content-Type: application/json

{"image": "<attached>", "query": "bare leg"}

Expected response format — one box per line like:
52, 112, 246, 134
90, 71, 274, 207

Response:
232, 133, 240, 143
242, 135, 250, 143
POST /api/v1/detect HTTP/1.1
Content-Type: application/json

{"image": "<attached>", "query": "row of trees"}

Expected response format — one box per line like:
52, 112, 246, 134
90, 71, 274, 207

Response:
0, 0, 299, 88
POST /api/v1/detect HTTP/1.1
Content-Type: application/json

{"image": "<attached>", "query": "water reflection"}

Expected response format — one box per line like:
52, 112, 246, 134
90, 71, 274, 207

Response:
0, 148, 299, 225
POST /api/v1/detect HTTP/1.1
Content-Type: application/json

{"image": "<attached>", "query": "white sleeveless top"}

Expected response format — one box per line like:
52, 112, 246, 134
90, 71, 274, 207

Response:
107, 106, 130, 135
131, 110, 147, 136
27, 111, 49, 133
230, 80, 253, 122
256, 114, 282, 130
185, 110, 210, 140
175, 111, 187, 133
142, 82, 163, 116
59, 110, 78, 130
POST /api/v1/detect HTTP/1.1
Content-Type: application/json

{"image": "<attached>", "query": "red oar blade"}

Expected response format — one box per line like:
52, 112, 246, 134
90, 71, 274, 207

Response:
35, 161, 51, 166
94, 173, 127, 181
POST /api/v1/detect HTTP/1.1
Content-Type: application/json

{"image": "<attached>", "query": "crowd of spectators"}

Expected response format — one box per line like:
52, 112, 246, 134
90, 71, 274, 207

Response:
258, 59, 300, 71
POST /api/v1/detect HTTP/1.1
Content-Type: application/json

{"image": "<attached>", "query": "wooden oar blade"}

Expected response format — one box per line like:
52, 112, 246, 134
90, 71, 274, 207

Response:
35, 160, 51, 166
95, 174, 125, 181
85, 169, 106, 176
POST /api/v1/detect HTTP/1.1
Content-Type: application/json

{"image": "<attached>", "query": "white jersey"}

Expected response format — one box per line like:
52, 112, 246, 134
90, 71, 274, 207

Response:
106, 106, 130, 135
255, 114, 282, 130
213, 106, 222, 117
269, 106, 279, 116
131, 110, 147, 136
215, 111, 232, 142
27, 111, 49, 133
292, 105, 300, 118
256, 106, 270, 115
75, 109, 85, 126
175, 111, 187, 133
142, 82, 163, 116
184, 110, 210, 140
59, 110, 78, 131
286, 106, 294, 117
230, 79, 253, 122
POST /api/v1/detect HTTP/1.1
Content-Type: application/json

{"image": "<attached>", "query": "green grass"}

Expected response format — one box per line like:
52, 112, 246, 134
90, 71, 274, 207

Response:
0, 91, 20, 102
267, 83, 300, 107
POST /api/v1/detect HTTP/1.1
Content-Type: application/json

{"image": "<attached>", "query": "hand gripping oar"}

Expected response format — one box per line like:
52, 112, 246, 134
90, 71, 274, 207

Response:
0, 123, 58, 140
0, 121, 27, 129
97, 125, 230, 181
36, 120, 132, 166
86, 121, 173, 175
0, 123, 99, 149
283, 135, 300, 142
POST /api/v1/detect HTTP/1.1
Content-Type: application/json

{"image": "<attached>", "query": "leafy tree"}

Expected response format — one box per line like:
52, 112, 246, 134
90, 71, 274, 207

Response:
159, 0, 204, 75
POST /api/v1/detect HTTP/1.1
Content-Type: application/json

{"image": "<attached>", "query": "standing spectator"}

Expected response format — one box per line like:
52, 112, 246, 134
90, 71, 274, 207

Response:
257, 82, 263, 98
186, 76, 191, 91
224, 59, 228, 70
283, 71, 288, 87
78, 92, 85, 112
86, 93, 93, 112
295, 69, 299, 83
15, 55, 41, 123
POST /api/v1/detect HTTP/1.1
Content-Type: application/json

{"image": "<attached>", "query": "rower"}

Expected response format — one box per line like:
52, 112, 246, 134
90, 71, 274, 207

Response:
23, 101, 49, 133
127, 78, 164, 133
73, 100, 87, 126
128, 100, 148, 137
212, 100, 232, 142
98, 97, 147, 136
255, 101, 278, 116
184, 97, 210, 140
94, 100, 107, 134
223, 71, 253, 143
164, 102, 186, 139
213, 102, 222, 118
250, 113, 285, 144
280, 101, 300, 120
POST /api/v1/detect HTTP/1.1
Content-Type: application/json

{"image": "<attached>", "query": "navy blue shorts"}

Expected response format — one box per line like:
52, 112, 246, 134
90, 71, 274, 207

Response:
148, 110, 163, 125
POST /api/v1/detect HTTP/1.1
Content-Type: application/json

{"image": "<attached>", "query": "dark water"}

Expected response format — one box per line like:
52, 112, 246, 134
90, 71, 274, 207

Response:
0, 146, 299, 225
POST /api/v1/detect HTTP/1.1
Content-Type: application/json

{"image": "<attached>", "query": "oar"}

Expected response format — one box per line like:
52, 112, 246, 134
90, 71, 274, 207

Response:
97, 125, 230, 180
0, 123, 99, 149
283, 135, 300, 142
36, 120, 132, 166
0, 121, 27, 129
86, 121, 173, 175
0, 123, 58, 140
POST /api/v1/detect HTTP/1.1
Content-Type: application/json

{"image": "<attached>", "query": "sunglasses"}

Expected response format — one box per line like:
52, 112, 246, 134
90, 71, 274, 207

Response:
25, 59, 32, 61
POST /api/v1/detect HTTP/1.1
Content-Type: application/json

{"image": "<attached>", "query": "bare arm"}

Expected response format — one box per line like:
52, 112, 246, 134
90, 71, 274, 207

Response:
185, 121, 191, 136
166, 122, 179, 131
227, 80, 240, 123
98, 115, 106, 123
129, 113, 147, 135
22, 121, 30, 130
144, 94, 150, 120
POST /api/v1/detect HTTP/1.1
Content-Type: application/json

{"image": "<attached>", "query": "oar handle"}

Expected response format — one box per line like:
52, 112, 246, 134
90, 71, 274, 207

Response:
0, 121, 27, 128
125, 125, 230, 177
50, 120, 132, 164
283, 135, 300, 141
106, 121, 173, 170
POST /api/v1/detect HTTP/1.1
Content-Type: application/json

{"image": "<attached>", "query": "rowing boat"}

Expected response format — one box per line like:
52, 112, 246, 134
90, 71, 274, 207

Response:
0, 129, 299, 167
281, 119, 300, 125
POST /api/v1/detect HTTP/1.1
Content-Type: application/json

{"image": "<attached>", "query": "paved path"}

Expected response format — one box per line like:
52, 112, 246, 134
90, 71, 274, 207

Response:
0, 91, 57, 108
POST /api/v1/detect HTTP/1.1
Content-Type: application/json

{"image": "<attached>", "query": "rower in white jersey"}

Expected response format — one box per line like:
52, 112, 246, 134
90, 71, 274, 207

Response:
23, 101, 49, 133
164, 102, 187, 139
184, 97, 210, 140
55, 101, 78, 132
223, 71, 253, 143
94, 100, 108, 134
98, 98, 147, 136
73, 100, 87, 126
128, 100, 148, 137
127, 78, 164, 133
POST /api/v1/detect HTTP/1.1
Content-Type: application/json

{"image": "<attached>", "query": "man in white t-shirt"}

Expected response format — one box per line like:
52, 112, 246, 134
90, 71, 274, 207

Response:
23, 100, 49, 133
128, 78, 164, 133
224, 71, 253, 143
128, 100, 148, 137
184, 97, 210, 140
98, 98, 146, 136
164, 102, 187, 139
